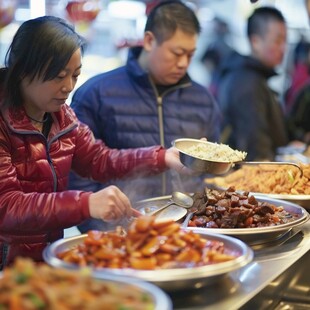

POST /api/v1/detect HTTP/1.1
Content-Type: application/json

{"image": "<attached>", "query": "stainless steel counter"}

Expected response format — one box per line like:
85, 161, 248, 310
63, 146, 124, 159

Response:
169, 220, 310, 310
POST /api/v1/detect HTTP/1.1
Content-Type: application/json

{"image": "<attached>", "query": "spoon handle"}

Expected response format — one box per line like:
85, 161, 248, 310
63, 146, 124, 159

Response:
148, 201, 174, 216
182, 212, 194, 228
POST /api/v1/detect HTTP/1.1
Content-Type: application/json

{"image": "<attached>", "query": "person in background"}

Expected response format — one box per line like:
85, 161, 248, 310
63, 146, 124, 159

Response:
215, 6, 289, 161
284, 38, 310, 144
69, 0, 221, 232
0, 15, 190, 269
201, 17, 235, 98
284, 38, 310, 114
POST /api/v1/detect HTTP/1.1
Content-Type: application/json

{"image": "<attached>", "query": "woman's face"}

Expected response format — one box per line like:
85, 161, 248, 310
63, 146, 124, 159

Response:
21, 49, 82, 116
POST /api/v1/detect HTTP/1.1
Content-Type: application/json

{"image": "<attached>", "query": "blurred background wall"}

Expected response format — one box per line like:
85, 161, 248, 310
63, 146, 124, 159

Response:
0, 0, 309, 103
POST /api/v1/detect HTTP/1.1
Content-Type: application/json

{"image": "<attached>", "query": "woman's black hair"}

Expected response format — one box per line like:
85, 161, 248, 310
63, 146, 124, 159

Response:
145, 0, 200, 44
1, 15, 86, 109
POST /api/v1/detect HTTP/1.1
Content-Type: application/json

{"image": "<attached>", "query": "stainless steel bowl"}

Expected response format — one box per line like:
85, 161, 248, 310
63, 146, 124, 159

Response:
172, 138, 302, 175
172, 138, 237, 174
184, 195, 310, 245
0, 265, 172, 310
43, 230, 253, 291
137, 194, 309, 246
93, 274, 172, 310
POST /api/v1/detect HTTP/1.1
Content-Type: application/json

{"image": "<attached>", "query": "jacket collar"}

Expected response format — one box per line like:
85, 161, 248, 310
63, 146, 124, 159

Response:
219, 51, 277, 80
2, 105, 77, 135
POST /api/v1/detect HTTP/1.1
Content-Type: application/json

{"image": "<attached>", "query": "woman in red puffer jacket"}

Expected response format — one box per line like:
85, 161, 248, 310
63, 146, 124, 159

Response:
0, 16, 188, 269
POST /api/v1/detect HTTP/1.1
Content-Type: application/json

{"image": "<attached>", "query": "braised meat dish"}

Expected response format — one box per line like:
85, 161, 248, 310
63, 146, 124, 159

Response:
186, 187, 299, 229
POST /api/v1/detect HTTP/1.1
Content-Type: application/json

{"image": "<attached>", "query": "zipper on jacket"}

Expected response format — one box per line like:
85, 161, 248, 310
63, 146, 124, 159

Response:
46, 124, 78, 192
157, 96, 166, 195
148, 77, 191, 196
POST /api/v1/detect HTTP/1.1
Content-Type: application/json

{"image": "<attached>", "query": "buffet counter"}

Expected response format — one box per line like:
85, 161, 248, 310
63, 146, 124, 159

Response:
170, 220, 310, 310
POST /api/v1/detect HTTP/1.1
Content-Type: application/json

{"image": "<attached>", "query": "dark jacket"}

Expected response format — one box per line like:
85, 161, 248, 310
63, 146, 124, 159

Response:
216, 51, 288, 160
0, 104, 166, 268
69, 47, 221, 203
286, 81, 310, 142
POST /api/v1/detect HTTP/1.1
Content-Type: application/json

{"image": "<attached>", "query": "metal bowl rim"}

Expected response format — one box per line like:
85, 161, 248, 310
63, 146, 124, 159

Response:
173, 138, 242, 164
137, 194, 310, 235
43, 230, 253, 283
0, 258, 172, 310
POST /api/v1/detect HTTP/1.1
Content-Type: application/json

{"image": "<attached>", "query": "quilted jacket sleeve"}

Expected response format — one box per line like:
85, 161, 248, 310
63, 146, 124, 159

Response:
0, 128, 91, 232
71, 121, 167, 182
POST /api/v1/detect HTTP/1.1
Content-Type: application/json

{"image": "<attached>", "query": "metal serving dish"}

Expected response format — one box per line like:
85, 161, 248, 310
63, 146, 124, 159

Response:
43, 231, 253, 291
185, 195, 309, 246
135, 195, 188, 222
206, 183, 310, 210
0, 266, 172, 310
249, 193, 310, 210
93, 274, 172, 310
172, 138, 235, 174
137, 194, 309, 246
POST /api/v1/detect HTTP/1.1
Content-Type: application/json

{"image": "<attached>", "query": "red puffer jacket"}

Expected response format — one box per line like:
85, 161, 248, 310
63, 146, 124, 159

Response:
0, 104, 166, 269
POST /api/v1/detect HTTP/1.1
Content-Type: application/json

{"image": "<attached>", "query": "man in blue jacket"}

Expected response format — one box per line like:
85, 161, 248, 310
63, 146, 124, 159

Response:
69, 0, 221, 232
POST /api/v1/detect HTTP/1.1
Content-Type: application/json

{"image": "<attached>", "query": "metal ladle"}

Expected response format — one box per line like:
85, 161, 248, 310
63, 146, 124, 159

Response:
148, 191, 193, 216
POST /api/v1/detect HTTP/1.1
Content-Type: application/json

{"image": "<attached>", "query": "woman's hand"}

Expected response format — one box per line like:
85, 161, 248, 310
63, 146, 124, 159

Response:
88, 185, 141, 222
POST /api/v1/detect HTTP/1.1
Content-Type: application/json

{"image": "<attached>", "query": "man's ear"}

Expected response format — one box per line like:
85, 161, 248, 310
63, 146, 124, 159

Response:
143, 31, 156, 52
250, 34, 262, 55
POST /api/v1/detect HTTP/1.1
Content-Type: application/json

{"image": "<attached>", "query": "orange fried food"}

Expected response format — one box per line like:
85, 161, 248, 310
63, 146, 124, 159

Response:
0, 258, 155, 310
206, 164, 310, 195
57, 216, 237, 270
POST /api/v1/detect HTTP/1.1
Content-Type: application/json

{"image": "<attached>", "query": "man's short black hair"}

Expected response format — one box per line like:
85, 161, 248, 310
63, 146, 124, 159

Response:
145, 0, 201, 44
247, 6, 285, 38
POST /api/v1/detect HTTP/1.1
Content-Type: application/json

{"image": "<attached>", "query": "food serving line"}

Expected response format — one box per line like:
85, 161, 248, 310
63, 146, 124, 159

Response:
45, 139, 310, 309
168, 139, 310, 309
47, 189, 310, 310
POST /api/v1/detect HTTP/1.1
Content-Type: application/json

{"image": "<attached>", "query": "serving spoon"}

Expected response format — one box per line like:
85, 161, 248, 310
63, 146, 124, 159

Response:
147, 191, 193, 216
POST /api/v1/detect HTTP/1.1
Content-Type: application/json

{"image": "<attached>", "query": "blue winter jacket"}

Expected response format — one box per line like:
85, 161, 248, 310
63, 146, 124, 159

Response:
69, 47, 221, 218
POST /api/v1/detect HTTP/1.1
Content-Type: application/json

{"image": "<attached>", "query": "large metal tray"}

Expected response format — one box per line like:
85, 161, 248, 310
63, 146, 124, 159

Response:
249, 193, 310, 209
208, 183, 310, 209
43, 230, 253, 291
136, 194, 310, 246
0, 266, 172, 310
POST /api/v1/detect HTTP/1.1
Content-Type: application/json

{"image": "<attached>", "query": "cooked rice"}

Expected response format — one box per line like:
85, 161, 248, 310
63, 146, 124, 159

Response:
184, 142, 247, 162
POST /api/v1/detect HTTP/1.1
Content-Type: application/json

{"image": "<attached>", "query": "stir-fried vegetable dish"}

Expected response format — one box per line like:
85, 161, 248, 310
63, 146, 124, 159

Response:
0, 257, 155, 310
